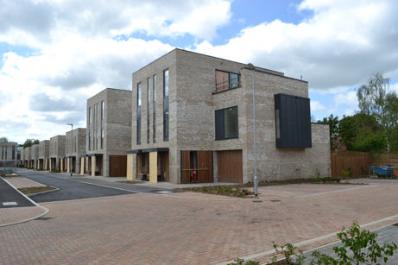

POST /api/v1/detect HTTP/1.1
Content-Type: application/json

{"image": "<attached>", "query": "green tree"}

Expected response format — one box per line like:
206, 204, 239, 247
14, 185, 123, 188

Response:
339, 113, 386, 152
23, 139, 39, 148
316, 115, 339, 151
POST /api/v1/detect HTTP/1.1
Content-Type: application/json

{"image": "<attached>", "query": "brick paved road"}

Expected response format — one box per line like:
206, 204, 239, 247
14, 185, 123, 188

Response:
1, 180, 398, 265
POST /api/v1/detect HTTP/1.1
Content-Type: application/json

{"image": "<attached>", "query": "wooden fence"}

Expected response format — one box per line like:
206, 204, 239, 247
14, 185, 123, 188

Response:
331, 151, 398, 177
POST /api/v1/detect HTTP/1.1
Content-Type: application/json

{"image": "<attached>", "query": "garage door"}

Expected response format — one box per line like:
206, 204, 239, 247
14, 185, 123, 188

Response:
217, 150, 243, 183
109, 155, 127, 177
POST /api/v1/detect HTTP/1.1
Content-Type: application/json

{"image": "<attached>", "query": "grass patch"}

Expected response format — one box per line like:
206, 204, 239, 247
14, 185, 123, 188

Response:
18, 186, 56, 195
185, 185, 253, 198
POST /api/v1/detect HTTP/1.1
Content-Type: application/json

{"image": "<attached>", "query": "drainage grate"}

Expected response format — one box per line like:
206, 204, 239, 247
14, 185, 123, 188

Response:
36, 216, 53, 221
393, 223, 398, 227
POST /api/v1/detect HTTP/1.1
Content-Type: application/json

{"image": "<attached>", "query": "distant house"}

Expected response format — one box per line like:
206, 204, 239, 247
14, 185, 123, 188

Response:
0, 141, 18, 167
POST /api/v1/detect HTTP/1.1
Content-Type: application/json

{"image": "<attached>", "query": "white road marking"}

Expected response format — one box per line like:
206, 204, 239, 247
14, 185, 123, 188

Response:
79, 181, 137, 193
2, 202, 18, 206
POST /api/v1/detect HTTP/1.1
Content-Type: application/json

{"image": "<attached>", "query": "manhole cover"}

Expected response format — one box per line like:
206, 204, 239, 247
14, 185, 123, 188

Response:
270, 199, 281, 202
36, 216, 53, 221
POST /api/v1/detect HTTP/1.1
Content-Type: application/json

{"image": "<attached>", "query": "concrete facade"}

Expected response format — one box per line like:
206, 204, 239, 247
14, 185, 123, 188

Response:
128, 49, 330, 184
0, 142, 18, 167
65, 128, 86, 174
86, 88, 131, 177
31, 144, 39, 169
38, 140, 50, 170
49, 135, 66, 171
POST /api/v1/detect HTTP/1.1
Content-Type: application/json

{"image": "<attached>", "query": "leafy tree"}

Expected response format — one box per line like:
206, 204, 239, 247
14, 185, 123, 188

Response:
339, 113, 386, 152
23, 139, 39, 148
316, 115, 339, 151
357, 72, 388, 120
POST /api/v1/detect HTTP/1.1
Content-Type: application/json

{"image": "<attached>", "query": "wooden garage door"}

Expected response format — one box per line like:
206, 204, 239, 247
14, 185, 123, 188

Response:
109, 155, 127, 177
181, 151, 213, 184
217, 150, 243, 183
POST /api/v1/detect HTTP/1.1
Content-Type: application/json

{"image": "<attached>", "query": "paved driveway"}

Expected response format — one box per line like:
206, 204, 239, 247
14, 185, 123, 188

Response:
1, 179, 398, 265
0, 177, 34, 208
15, 169, 166, 202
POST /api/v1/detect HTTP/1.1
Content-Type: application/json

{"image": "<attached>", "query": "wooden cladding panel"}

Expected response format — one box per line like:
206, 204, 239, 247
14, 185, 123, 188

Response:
217, 150, 243, 183
180, 150, 213, 184
109, 155, 127, 177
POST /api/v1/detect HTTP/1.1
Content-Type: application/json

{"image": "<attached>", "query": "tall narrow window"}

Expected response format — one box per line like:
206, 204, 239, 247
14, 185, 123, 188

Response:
101, 101, 104, 149
147, 77, 151, 144
88, 107, 92, 150
163, 69, 169, 141
153, 74, 157, 143
137, 83, 142, 145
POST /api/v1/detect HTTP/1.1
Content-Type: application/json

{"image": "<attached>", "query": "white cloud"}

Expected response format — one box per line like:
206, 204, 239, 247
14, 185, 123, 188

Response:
0, 0, 233, 143
195, 0, 398, 90
310, 100, 326, 112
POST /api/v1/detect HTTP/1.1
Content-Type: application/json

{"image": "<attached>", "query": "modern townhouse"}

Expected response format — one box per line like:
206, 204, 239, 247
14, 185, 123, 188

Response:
49, 135, 66, 172
31, 144, 39, 169
25, 146, 32, 168
0, 141, 18, 167
20, 147, 25, 167
127, 49, 330, 184
38, 140, 50, 170
85, 88, 131, 177
65, 128, 86, 174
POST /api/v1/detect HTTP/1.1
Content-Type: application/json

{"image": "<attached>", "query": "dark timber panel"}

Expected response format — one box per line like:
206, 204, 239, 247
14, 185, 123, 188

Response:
217, 150, 243, 183
109, 155, 127, 177
180, 151, 213, 184
274, 93, 312, 148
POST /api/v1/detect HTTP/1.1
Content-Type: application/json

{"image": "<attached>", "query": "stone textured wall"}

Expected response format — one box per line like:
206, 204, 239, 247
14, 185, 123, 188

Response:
49, 135, 66, 158
86, 88, 131, 176
39, 140, 49, 159
66, 128, 86, 157
31, 144, 39, 160
131, 49, 331, 183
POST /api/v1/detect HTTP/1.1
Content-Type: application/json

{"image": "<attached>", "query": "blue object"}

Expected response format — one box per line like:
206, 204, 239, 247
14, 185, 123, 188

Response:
372, 165, 394, 178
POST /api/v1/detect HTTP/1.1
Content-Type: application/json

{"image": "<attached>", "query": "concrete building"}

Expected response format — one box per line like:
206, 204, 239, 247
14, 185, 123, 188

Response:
65, 128, 86, 174
49, 135, 66, 171
31, 144, 39, 169
127, 49, 330, 184
0, 142, 18, 167
24, 146, 32, 168
38, 140, 50, 170
86, 88, 131, 177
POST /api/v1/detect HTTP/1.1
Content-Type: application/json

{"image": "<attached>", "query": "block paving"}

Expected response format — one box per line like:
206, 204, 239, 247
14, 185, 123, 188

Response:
1, 180, 398, 265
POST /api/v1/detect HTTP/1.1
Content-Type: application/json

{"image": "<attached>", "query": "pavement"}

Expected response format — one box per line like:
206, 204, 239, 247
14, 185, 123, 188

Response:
1, 178, 398, 265
0, 177, 34, 208
15, 169, 169, 203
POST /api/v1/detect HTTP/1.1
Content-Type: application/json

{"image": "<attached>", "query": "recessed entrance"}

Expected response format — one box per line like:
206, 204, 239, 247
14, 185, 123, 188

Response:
181, 150, 213, 184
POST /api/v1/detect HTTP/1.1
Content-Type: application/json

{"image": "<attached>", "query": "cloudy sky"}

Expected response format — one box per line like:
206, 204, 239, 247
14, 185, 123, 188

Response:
0, 0, 397, 143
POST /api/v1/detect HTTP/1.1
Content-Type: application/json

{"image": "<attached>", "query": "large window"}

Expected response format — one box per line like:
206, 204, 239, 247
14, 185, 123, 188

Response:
147, 77, 151, 144
163, 69, 169, 141
215, 106, 239, 140
136, 83, 142, 145
215, 70, 240, 92
88, 107, 91, 150
101, 101, 104, 149
153, 74, 157, 143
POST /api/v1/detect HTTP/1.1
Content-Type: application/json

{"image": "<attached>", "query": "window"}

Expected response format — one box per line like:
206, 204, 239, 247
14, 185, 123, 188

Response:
215, 106, 239, 140
101, 101, 104, 149
137, 82, 142, 145
147, 77, 151, 144
153, 74, 157, 143
163, 69, 169, 141
88, 107, 91, 150
215, 70, 240, 92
